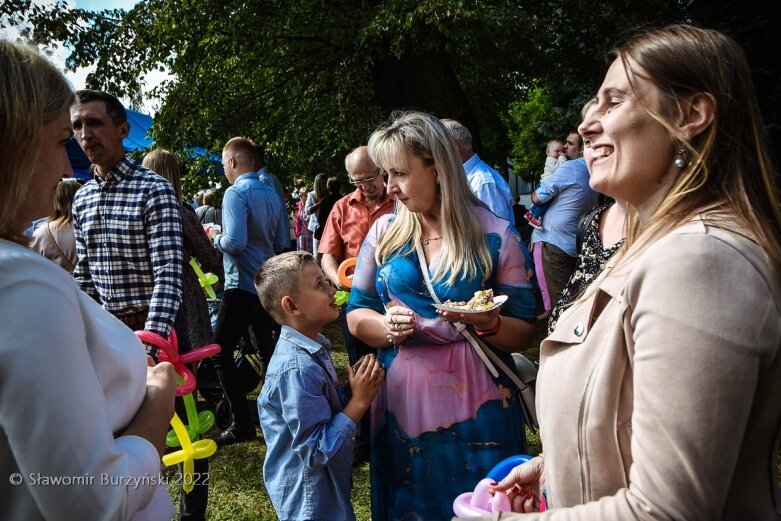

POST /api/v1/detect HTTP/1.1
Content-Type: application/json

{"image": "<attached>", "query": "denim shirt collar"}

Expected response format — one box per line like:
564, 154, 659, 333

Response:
278, 324, 331, 356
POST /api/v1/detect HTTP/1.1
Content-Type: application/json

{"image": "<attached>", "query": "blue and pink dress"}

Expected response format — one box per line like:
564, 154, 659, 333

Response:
347, 207, 536, 520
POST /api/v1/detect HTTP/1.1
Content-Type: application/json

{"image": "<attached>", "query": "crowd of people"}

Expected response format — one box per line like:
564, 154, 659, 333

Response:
1, 21, 780, 521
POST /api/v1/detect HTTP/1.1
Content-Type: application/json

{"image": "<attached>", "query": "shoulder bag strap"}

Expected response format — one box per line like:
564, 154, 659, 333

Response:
46, 222, 75, 272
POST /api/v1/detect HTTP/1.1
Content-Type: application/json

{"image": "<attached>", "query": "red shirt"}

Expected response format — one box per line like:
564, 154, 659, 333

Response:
317, 189, 395, 259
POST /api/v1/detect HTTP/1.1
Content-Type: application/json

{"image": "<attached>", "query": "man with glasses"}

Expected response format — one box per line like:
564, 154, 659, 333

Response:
318, 145, 395, 463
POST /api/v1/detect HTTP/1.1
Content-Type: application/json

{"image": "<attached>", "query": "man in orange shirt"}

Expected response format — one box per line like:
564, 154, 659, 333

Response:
318, 145, 395, 463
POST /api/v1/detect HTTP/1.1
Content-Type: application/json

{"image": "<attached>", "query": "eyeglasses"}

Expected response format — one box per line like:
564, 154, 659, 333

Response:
348, 169, 384, 186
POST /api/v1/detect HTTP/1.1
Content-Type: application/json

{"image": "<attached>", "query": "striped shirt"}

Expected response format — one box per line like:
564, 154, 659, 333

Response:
72, 155, 183, 337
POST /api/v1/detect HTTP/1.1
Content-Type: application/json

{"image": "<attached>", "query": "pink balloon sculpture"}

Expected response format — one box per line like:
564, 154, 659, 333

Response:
453, 478, 512, 517
135, 328, 221, 396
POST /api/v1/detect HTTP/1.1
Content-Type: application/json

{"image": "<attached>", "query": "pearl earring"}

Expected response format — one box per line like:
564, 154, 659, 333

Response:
674, 150, 687, 169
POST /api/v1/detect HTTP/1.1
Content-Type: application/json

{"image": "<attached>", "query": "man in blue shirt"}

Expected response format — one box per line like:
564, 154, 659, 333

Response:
254, 148, 290, 241
255, 148, 286, 200
210, 136, 289, 446
531, 132, 597, 319
442, 118, 514, 223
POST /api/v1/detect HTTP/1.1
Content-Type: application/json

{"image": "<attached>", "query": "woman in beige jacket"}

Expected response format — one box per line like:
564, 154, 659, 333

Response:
475, 25, 781, 520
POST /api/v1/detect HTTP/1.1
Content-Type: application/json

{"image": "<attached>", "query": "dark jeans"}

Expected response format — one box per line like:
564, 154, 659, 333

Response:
542, 242, 577, 310
339, 311, 373, 450
213, 288, 279, 427
529, 200, 550, 219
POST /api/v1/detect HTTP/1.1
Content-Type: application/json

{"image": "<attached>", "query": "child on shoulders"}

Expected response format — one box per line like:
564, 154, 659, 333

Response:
255, 251, 384, 521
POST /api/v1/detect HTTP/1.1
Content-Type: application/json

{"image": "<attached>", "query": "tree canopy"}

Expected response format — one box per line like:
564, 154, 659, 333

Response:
4, 0, 777, 191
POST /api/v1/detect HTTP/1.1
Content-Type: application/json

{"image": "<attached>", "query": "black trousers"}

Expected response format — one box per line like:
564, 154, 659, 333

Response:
212, 288, 279, 427
339, 311, 373, 450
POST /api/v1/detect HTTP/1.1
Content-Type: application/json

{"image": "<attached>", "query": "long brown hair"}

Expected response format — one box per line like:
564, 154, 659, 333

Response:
617, 24, 781, 272
49, 179, 82, 227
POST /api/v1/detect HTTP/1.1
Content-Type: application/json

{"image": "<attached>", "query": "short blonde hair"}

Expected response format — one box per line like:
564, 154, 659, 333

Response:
0, 40, 74, 243
223, 136, 257, 164
255, 251, 317, 324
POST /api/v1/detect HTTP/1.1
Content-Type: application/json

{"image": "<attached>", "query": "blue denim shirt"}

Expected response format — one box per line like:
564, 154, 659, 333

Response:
531, 157, 598, 256
213, 172, 288, 293
258, 326, 358, 521
257, 166, 290, 238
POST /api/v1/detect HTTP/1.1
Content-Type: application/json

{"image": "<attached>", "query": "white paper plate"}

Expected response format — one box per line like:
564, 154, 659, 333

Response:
433, 294, 508, 314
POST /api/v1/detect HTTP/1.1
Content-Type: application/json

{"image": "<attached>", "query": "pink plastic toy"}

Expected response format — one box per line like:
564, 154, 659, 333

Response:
453, 478, 512, 517
135, 328, 221, 396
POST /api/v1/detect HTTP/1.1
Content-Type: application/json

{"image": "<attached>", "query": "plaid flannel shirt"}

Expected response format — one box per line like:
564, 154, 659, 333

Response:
72, 155, 183, 337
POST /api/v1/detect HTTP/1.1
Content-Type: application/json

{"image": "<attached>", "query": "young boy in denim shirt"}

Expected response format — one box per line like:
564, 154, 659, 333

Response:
255, 251, 384, 521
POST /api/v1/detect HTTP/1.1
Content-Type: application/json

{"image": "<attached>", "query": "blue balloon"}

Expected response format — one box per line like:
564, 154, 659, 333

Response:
486, 454, 533, 482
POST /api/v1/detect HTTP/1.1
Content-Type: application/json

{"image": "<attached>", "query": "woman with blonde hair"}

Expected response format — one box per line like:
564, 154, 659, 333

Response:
0, 40, 177, 520
478, 25, 781, 519
347, 111, 536, 519
30, 178, 81, 271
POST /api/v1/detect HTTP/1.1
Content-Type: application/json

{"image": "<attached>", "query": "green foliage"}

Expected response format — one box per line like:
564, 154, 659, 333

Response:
6, 0, 714, 192
505, 85, 560, 181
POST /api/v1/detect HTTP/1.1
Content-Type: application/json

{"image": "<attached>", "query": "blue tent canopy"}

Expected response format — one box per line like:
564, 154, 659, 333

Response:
67, 109, 155, 179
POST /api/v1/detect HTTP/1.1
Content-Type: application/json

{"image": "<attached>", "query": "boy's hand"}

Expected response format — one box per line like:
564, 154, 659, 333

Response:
343, 354, 384, 424
348, 354, 384, 405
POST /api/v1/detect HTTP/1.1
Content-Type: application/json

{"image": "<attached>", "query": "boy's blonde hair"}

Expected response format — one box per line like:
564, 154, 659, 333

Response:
255, 251, 317, 324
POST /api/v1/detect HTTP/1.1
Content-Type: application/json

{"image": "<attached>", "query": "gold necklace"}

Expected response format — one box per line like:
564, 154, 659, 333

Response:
422, 236, 442, 245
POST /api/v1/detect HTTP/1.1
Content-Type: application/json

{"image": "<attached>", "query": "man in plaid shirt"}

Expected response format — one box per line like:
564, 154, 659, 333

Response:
70, 90, 183, 349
